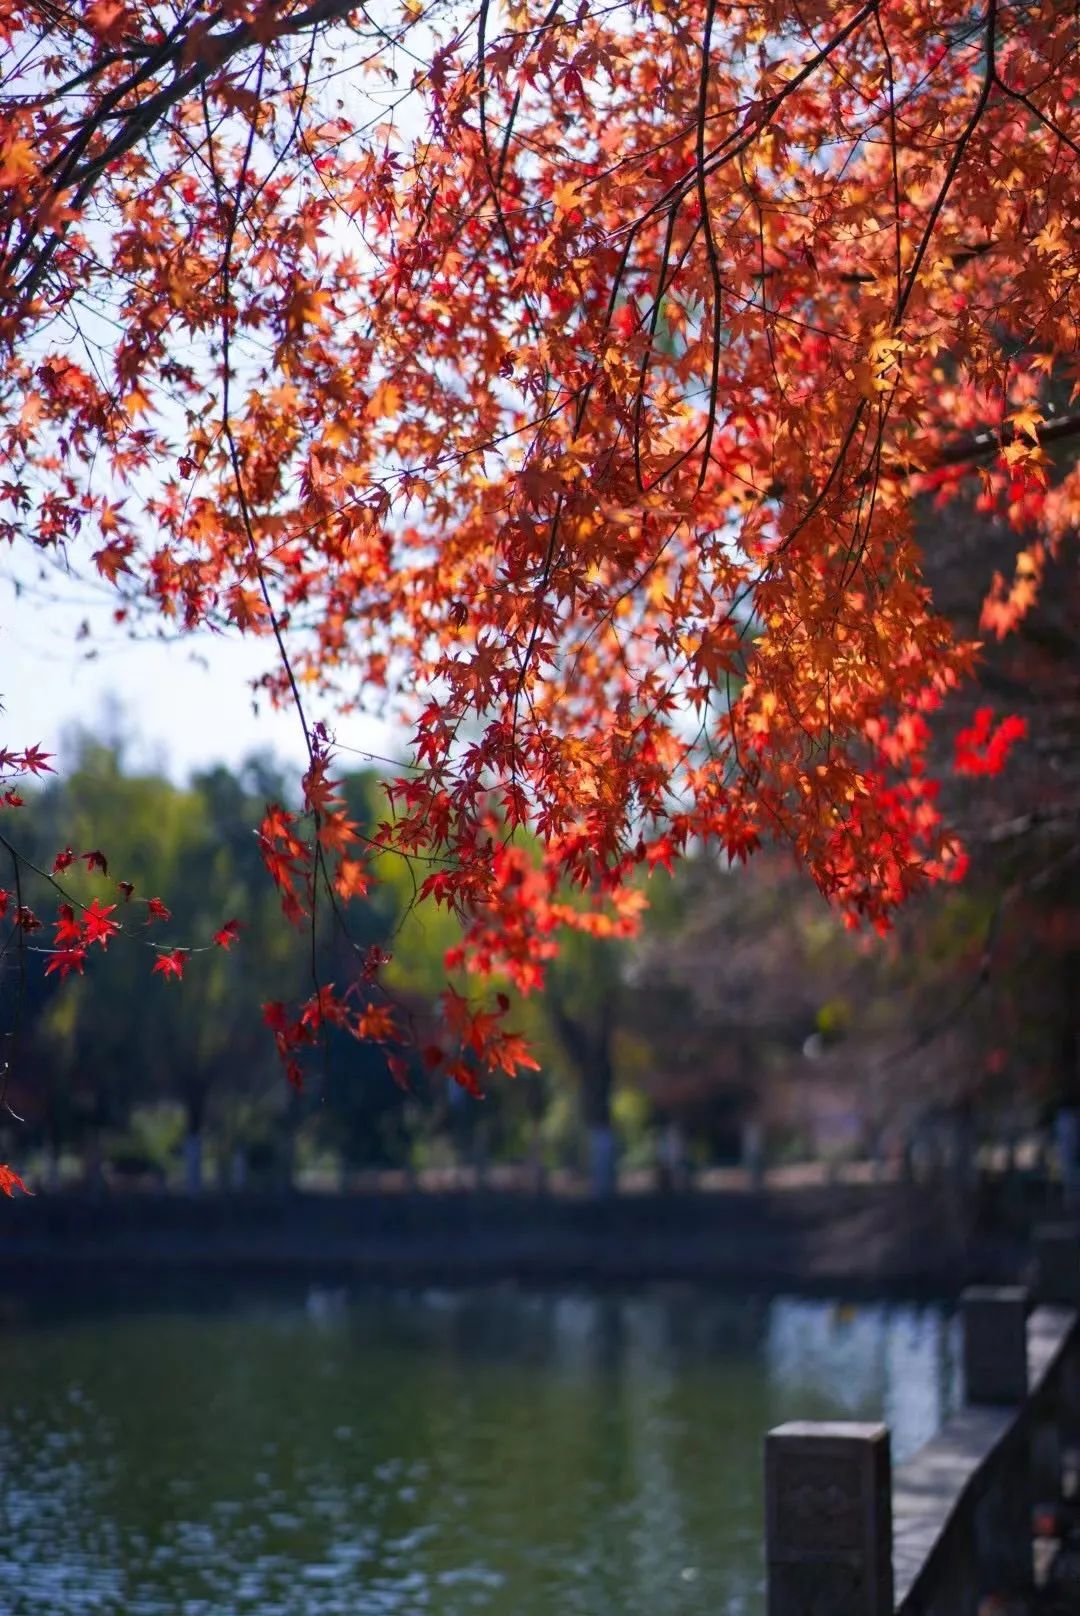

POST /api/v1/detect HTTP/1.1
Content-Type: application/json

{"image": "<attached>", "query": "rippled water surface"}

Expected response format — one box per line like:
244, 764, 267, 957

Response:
0, 1286, 959, 1615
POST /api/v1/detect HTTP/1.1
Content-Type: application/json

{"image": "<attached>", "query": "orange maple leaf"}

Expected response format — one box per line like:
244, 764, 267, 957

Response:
85, 0, 129, 42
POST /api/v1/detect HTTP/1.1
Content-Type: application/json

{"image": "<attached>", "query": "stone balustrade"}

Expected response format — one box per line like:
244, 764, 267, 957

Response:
765, 1225, 1080, 1616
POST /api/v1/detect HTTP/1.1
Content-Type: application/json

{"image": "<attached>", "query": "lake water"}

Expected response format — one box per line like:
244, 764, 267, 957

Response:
0, 1286, 960, 1616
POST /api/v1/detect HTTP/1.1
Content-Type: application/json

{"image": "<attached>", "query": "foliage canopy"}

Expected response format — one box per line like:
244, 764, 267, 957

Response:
2, 0, 1079, 1126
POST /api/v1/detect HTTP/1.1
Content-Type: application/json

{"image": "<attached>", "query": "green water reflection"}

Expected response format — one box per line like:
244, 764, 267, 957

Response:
0, 1287, 959, 1615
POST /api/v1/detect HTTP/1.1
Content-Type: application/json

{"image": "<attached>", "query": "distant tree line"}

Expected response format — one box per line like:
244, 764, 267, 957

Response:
3, 690, 1078, 1199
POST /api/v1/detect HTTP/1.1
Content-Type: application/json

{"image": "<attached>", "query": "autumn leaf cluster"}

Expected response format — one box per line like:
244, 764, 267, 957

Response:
1, 0, 1078, 1112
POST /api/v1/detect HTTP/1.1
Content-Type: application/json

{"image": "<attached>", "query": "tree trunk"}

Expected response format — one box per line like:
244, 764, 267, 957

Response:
472, 1130, 488, 1193
528, 1120, 548, 1195
1058, 1110, 1080, 1213
587, 1124, 617, 1199
279, 1088, 303, 1192
582, 1052, 616, 1199
82, 1131, 105, 1196
44, 1118, 63, 1192
656, 1119, 688, 1194
183, 1130, 204, 1195
548, 985, 619, 1199
741, 1117, 765, 1191
184, 1087, 207, 1195
901, 1133, 917, 1184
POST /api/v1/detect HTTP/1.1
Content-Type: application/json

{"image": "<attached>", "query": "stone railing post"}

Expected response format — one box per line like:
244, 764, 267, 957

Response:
1034, 1223, 1080, 1306
1033, 1226, 1080, 1466
765, 1422, 893, 1616
962, 1285, 1029, 1405
961, 1286, 1034, 1597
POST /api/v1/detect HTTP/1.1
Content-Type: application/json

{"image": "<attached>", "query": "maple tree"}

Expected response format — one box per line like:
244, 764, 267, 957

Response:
2, 0, 1080, 1160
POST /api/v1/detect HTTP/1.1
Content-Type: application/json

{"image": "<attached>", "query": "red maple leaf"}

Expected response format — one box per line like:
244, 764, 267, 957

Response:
0, 1165, 31, 1198
82, 849, 108, 876
212, 918, 241, 949
46, 945, 88, 979
447, 1059, 485, 1099
954, 709, 1029, 777
53, 903, 81, 945
82, 899, 119, 948
145, 896, 171, 924
153, 949, 186, 980
387, 1052, 410, 1091
262, 1000, 288, 1033
19, 744, 53, 776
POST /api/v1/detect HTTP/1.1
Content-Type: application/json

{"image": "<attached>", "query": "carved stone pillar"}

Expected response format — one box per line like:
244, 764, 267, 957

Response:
1035, 1223, 1080, 1305
962, 1286, 1030, 1405
765, 1422, 893, 1616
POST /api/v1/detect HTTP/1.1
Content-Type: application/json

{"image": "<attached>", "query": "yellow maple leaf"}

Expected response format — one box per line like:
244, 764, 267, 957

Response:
0, 140, 36, 189
365, 379, 402, 420
1007, 405, 1043, 443
123, 388, 152, 420
285, 281, 329, 334
552, 178, 581, 215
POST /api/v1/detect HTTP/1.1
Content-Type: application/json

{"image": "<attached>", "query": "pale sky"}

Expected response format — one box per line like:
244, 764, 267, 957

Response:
2, 557, 400, 784
1, 15, 439, 789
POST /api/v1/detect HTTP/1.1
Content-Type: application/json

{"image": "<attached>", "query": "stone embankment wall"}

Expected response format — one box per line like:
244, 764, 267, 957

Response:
765, 1225, 1080, 1615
